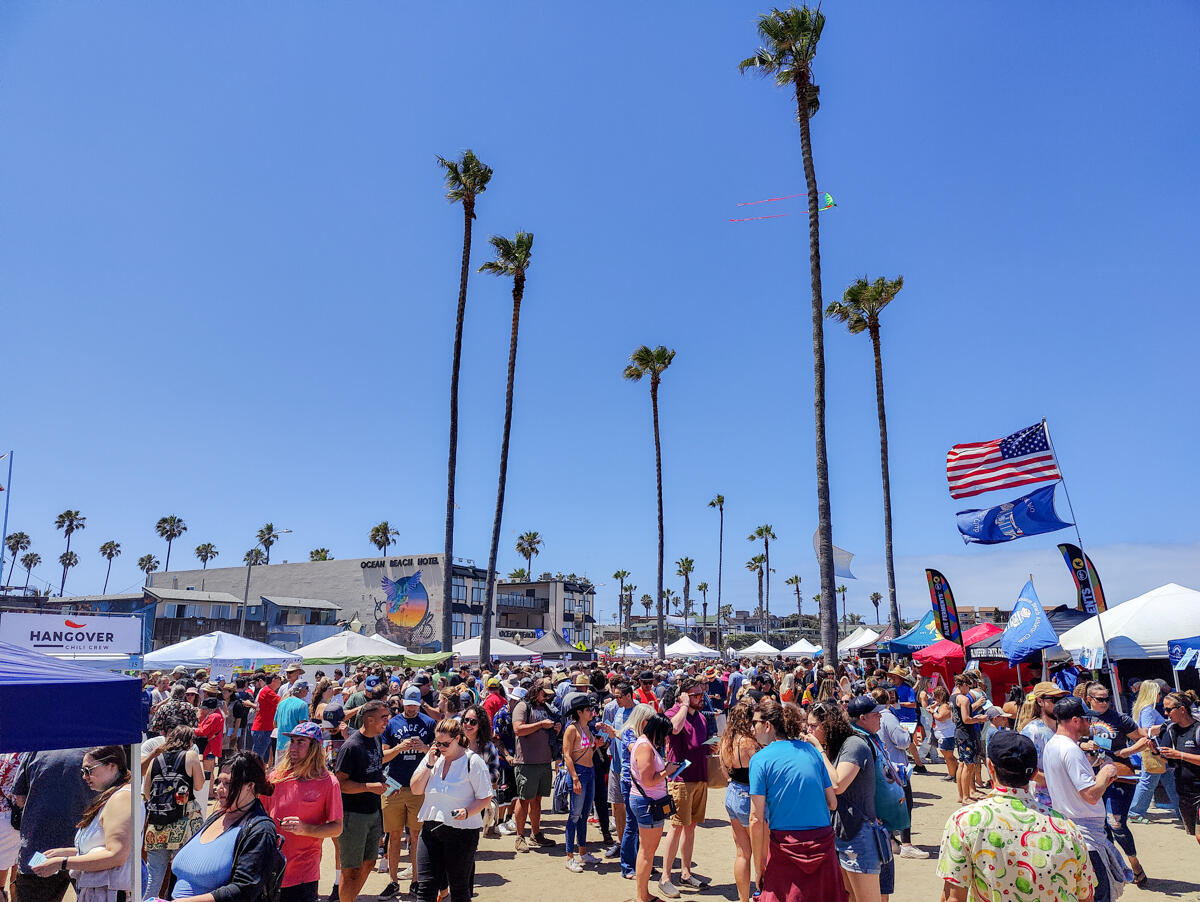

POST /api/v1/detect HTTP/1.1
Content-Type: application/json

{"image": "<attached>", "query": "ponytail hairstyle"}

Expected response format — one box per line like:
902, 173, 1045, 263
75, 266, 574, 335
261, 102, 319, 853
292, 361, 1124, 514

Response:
755, 697, 804, 740
144, 725, 196, 766
78, 746, 131, 828
224, 751, 273, 810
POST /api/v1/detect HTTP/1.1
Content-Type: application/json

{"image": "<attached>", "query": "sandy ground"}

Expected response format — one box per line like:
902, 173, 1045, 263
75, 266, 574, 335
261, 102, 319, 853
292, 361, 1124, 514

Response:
316, 761, 1200, 902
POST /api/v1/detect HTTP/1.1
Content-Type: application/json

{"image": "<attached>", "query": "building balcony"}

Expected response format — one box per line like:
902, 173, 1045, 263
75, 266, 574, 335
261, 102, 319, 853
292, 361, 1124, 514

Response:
153, 618, 266, 647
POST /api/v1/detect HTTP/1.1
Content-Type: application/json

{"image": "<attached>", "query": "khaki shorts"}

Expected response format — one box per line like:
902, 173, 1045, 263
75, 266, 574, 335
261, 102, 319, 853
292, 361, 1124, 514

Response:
383, 786, 423, 834
668, 780, 707, 827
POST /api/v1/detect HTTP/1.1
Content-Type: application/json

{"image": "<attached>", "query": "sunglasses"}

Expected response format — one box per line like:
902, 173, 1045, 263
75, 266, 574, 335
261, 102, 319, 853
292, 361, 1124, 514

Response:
462, 718, 479, 725
434, 739, 454, 749
1163, 704, 1181, 712
81, 763, 105, 776
1090, 696, 1111, 703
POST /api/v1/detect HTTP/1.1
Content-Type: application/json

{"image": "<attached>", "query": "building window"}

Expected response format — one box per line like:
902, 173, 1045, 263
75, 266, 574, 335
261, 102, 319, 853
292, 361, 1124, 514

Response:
469, 616, 481, 638
471, 583, 486, 603
451, 578, 467, 602
452, 612, 465, 639
211, 605, 230, 620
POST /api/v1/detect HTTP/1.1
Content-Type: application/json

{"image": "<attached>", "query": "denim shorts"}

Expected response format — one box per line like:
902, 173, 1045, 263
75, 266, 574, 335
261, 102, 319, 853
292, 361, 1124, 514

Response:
627, 790, 663, 829
724, 780, 751, 827
835, 821, 894, 886
938, 737, 955, 751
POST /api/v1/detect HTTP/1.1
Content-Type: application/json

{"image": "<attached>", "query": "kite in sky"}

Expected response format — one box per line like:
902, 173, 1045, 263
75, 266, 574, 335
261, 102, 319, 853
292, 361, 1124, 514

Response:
730, 191, 836, 222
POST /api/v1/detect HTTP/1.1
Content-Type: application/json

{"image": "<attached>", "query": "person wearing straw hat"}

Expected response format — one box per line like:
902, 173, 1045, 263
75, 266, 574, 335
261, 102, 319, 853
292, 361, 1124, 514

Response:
887, 665, 927, 775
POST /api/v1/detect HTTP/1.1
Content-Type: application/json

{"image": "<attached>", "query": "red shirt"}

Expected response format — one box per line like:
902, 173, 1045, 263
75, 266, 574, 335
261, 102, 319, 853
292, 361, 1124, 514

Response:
482, 691, 506, 722
195, 710, 226, 758
634, 686, 660, 713
252, 685, 281, 731
266, 774, 343, 887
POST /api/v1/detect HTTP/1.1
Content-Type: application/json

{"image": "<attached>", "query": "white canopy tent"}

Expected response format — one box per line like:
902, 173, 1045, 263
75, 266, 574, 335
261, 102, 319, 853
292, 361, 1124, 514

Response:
741, 639, 780, 656
1059, 583, 1200, 661
452, 635, 531, 661
294, 630, 409, 661
782, 638, 821, 655
837, 626, 880, 658
144, 630, 301, 673
665, 636, 720, 659
612, 643, 652, 659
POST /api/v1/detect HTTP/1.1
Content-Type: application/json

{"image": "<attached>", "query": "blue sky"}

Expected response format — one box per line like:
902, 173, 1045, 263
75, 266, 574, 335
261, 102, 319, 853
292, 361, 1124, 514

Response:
3, 2, 1198, 627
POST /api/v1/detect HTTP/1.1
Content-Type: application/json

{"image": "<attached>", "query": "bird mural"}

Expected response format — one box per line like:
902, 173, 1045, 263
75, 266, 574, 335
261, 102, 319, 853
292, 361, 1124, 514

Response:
380, 570, 428, 630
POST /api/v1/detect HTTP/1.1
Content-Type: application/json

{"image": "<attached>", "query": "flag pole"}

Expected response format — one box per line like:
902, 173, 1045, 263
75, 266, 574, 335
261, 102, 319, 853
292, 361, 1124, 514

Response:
0, 451, 12, 589
1042, 419, 1123, 712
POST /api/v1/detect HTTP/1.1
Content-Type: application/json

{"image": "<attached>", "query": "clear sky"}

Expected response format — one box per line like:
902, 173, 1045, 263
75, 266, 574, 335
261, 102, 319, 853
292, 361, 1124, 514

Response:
3, 2, 1198, 628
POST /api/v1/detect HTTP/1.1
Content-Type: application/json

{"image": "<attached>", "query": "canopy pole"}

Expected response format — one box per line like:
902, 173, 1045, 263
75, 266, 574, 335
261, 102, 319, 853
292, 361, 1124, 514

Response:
131, 740, 142, 902
1043, 419, 1123, 713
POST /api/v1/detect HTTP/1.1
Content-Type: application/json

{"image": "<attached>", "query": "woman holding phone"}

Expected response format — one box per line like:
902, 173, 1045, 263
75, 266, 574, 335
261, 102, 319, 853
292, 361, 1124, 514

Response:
409, 719, 493, 902
628, 714, 674, 902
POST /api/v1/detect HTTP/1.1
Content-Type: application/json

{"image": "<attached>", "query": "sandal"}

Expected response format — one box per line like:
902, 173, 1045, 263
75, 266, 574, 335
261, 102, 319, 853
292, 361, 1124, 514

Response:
1132, 868, 1148, 888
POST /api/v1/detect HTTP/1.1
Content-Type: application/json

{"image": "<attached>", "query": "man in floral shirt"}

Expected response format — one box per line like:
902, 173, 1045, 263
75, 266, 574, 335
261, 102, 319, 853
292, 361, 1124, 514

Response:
937, 731, 1094, 902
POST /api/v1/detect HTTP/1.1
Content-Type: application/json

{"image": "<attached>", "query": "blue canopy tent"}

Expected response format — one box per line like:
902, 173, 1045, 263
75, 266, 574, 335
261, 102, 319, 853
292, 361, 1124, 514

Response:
966, 605, 1091, 663
1, 642, 145, 901
877, 611, 941, 655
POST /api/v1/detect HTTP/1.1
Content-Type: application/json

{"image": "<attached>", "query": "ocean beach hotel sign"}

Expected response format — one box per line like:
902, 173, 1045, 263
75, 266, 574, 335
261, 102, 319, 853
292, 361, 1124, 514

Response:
0, 612, 143, 655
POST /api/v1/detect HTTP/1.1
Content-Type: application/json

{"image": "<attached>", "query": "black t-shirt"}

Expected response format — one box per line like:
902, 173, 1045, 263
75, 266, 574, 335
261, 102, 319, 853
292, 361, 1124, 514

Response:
1093, 708, 1139, 754
335, 728, 384, 814
1165, 720, 1200, 794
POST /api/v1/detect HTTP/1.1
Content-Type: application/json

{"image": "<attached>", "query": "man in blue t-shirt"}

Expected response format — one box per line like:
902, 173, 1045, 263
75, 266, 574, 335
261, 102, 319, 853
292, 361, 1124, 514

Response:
748, 734, 834, 831
379, 687, 436, 894
889, 666, 928, 774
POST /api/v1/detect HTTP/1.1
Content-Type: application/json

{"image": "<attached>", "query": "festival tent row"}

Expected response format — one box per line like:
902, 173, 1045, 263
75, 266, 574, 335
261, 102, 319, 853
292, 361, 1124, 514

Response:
611, 643, 652, 659
837, 626, 880, 658
451, 634, 531, 662
740, 639, 780, 656
144, 630, 301, 673
965, 605, 1090, 664
782, 637, 821, 655
913, 622, 1021, 702
0, 642, 147, 902
295, 630, 409, 664
1058, 583, 1200, 661
527, 629, 594, 661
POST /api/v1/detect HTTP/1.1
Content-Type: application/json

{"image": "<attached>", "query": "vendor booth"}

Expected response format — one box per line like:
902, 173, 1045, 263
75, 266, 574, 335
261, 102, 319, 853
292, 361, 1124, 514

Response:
667, 636, 720, 659
741, 639, 780, 656
612, 643, 652, 659
838, 626, 880, 658
913, 622, 1017, 702
876, 611, 941, 656
1059, 583, 1200, 661
144, 630, 301, 675
1169, 634, 1200, 691
451, 634, 530, 662
527, 630, 594, 661
781, 637, 820, 656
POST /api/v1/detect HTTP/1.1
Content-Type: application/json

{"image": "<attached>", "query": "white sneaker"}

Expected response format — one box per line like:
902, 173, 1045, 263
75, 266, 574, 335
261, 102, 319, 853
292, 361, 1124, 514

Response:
658, 880, 681, 899
398, 866, 413, 880
565, 857, 584, 873
502, 818, 516, 832
580, 852, 601, 865
496, 822, 513, 836
900, 845, 930, 859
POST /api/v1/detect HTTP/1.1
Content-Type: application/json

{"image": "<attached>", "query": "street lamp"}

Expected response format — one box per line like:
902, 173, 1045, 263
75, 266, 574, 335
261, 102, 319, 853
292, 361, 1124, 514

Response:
239, 528, 292, 637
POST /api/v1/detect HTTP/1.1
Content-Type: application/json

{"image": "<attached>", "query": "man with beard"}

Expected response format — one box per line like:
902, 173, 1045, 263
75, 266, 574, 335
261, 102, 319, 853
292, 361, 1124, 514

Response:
657, 678, 711, 898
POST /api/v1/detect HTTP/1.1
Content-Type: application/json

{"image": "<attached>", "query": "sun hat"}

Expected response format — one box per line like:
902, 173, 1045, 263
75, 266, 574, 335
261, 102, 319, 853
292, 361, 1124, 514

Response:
1029, 681, 1069, 701
887, 666, 912, 681
285, 662, 303, 673
285, 721, 325, 742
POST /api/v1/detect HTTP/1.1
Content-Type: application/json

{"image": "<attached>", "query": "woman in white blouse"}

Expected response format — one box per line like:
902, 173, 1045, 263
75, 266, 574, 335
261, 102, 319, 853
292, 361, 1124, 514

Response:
408, 718, 493, 902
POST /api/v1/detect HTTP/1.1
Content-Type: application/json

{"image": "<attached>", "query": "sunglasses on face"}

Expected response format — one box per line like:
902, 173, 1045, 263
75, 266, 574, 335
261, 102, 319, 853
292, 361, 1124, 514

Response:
81, 763, 105, 776
1163, 705, 1181, 712
1090, 696, 1110, 703
434, 739, 454, 749
462, 718, 479, 725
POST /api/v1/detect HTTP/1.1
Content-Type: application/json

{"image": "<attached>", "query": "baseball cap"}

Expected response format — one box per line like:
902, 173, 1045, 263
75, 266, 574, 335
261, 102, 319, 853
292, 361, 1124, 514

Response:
402, 687, 422, 704
986, 730, 1039, 778
985, 706, 1008, 720
1054, 696, 1099, 721
1029, 681, 1069, 700
414, 673, 431, 686
847, 695, 887, 718
486, 677, 501, 689
286, 721, 325, 742
365, 676, 380, 688
291, 680, 309, 695
638, 671, 653, 682
511, 686, 527, 701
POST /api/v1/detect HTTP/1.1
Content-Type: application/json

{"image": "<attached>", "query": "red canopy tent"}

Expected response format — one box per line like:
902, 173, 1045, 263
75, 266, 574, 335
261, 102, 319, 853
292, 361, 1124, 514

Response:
913, 623, 1016, 703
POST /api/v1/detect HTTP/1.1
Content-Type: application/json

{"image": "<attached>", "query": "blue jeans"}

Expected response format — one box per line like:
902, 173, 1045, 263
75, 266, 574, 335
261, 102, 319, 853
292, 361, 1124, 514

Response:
1089, 849, 1112, 902
620, 779, 639, 876
565, 764, 595, 855
146, 847, 171, 898
1103, 781, 1136, 858
251, 729, 272, 761
1129, 767, 1179, 817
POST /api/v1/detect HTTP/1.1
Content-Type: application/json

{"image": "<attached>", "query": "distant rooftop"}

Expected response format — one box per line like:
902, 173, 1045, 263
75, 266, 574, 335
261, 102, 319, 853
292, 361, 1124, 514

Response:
145, 587, 243, 605
261, 595, 342, 611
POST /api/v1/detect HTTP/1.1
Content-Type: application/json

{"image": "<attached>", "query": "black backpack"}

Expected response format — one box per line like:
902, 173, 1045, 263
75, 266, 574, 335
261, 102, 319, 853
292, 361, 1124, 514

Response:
261, 830, 287, 902
146, 751, 191, 825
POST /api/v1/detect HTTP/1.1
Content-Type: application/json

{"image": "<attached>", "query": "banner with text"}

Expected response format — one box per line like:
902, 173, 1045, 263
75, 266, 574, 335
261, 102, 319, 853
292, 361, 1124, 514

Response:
0, 612, 143, 655
1057, 543, 1108, 615
926, 569, 963, 645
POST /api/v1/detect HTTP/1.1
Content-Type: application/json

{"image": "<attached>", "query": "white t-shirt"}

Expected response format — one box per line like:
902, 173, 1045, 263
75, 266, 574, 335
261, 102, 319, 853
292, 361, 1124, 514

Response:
1043, 734, 1104, 820
417, 751, 494, 829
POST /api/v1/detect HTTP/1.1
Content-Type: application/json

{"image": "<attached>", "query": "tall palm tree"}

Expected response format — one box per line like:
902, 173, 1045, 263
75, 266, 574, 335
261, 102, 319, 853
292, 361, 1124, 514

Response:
746, 554, 766, 634
243, 548, 266, 566
869, 591, 883, 624
136, 553, 159, 586
369, 522, 398, 557
479, 231, 535, 664
837, 584, 848, 631
740, 7, 837, 656
675, 557, 694, 637
155, 515, 188, 572
697, 581, 709, 646
718, 604, 733, 643
613, 569, 630, 645
515, 532, 543, 575
438, 149, 495, 665
748, 525, 777, 625
827, 275, 905, 635
623, 585, 636, 648
708, 494, 725, 650
309, 548, 332, 562
20, 551, 40, 594
506, 566, 529, 581
625, 344, 676, 658
58, 551, 79, 591
5, 531, 30, 585
195, 543, 219, 568
54, 510, 86, 595
641, 593, 653, 620
786, 574, 802, 624
99, 541, 122, 594
256, 523, 281, 564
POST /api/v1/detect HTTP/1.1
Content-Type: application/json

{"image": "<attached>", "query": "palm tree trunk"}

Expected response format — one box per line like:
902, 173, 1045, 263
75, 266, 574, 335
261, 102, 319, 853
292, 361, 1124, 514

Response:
482, 276, 524, 665
23, 567, 31, 594
716, 505, 723, 652
764, 538, 771, 630
60, 534, 71, 595
444, 200, 475, 657
651, 380, 666, 659
870, 326, 901, 635
796, 74, 837, 658
165, 540, 172, 573
757, 571, 764, 635
103, 560, 112, 595
6, 556, 16, 586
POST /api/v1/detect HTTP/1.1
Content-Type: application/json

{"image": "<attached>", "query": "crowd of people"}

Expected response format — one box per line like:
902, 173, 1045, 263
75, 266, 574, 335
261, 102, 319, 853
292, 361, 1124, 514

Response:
0, 654, 1197, 902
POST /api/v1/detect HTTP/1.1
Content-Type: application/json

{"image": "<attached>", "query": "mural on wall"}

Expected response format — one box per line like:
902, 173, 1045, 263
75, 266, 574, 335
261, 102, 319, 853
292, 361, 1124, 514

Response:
375, 570, 435, 648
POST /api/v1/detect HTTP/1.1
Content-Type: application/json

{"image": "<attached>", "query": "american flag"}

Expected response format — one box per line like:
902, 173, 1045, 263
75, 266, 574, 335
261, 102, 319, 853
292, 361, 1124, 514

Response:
529, 652, 542, 665
946, 422, 1061, 499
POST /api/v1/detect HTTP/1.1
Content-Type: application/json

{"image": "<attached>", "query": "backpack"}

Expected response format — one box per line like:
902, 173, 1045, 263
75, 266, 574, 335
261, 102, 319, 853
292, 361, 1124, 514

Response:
551, 766, 572, 814
146, 751, 191, 825
852, 728, 909, 833
261, 830, 287, 902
